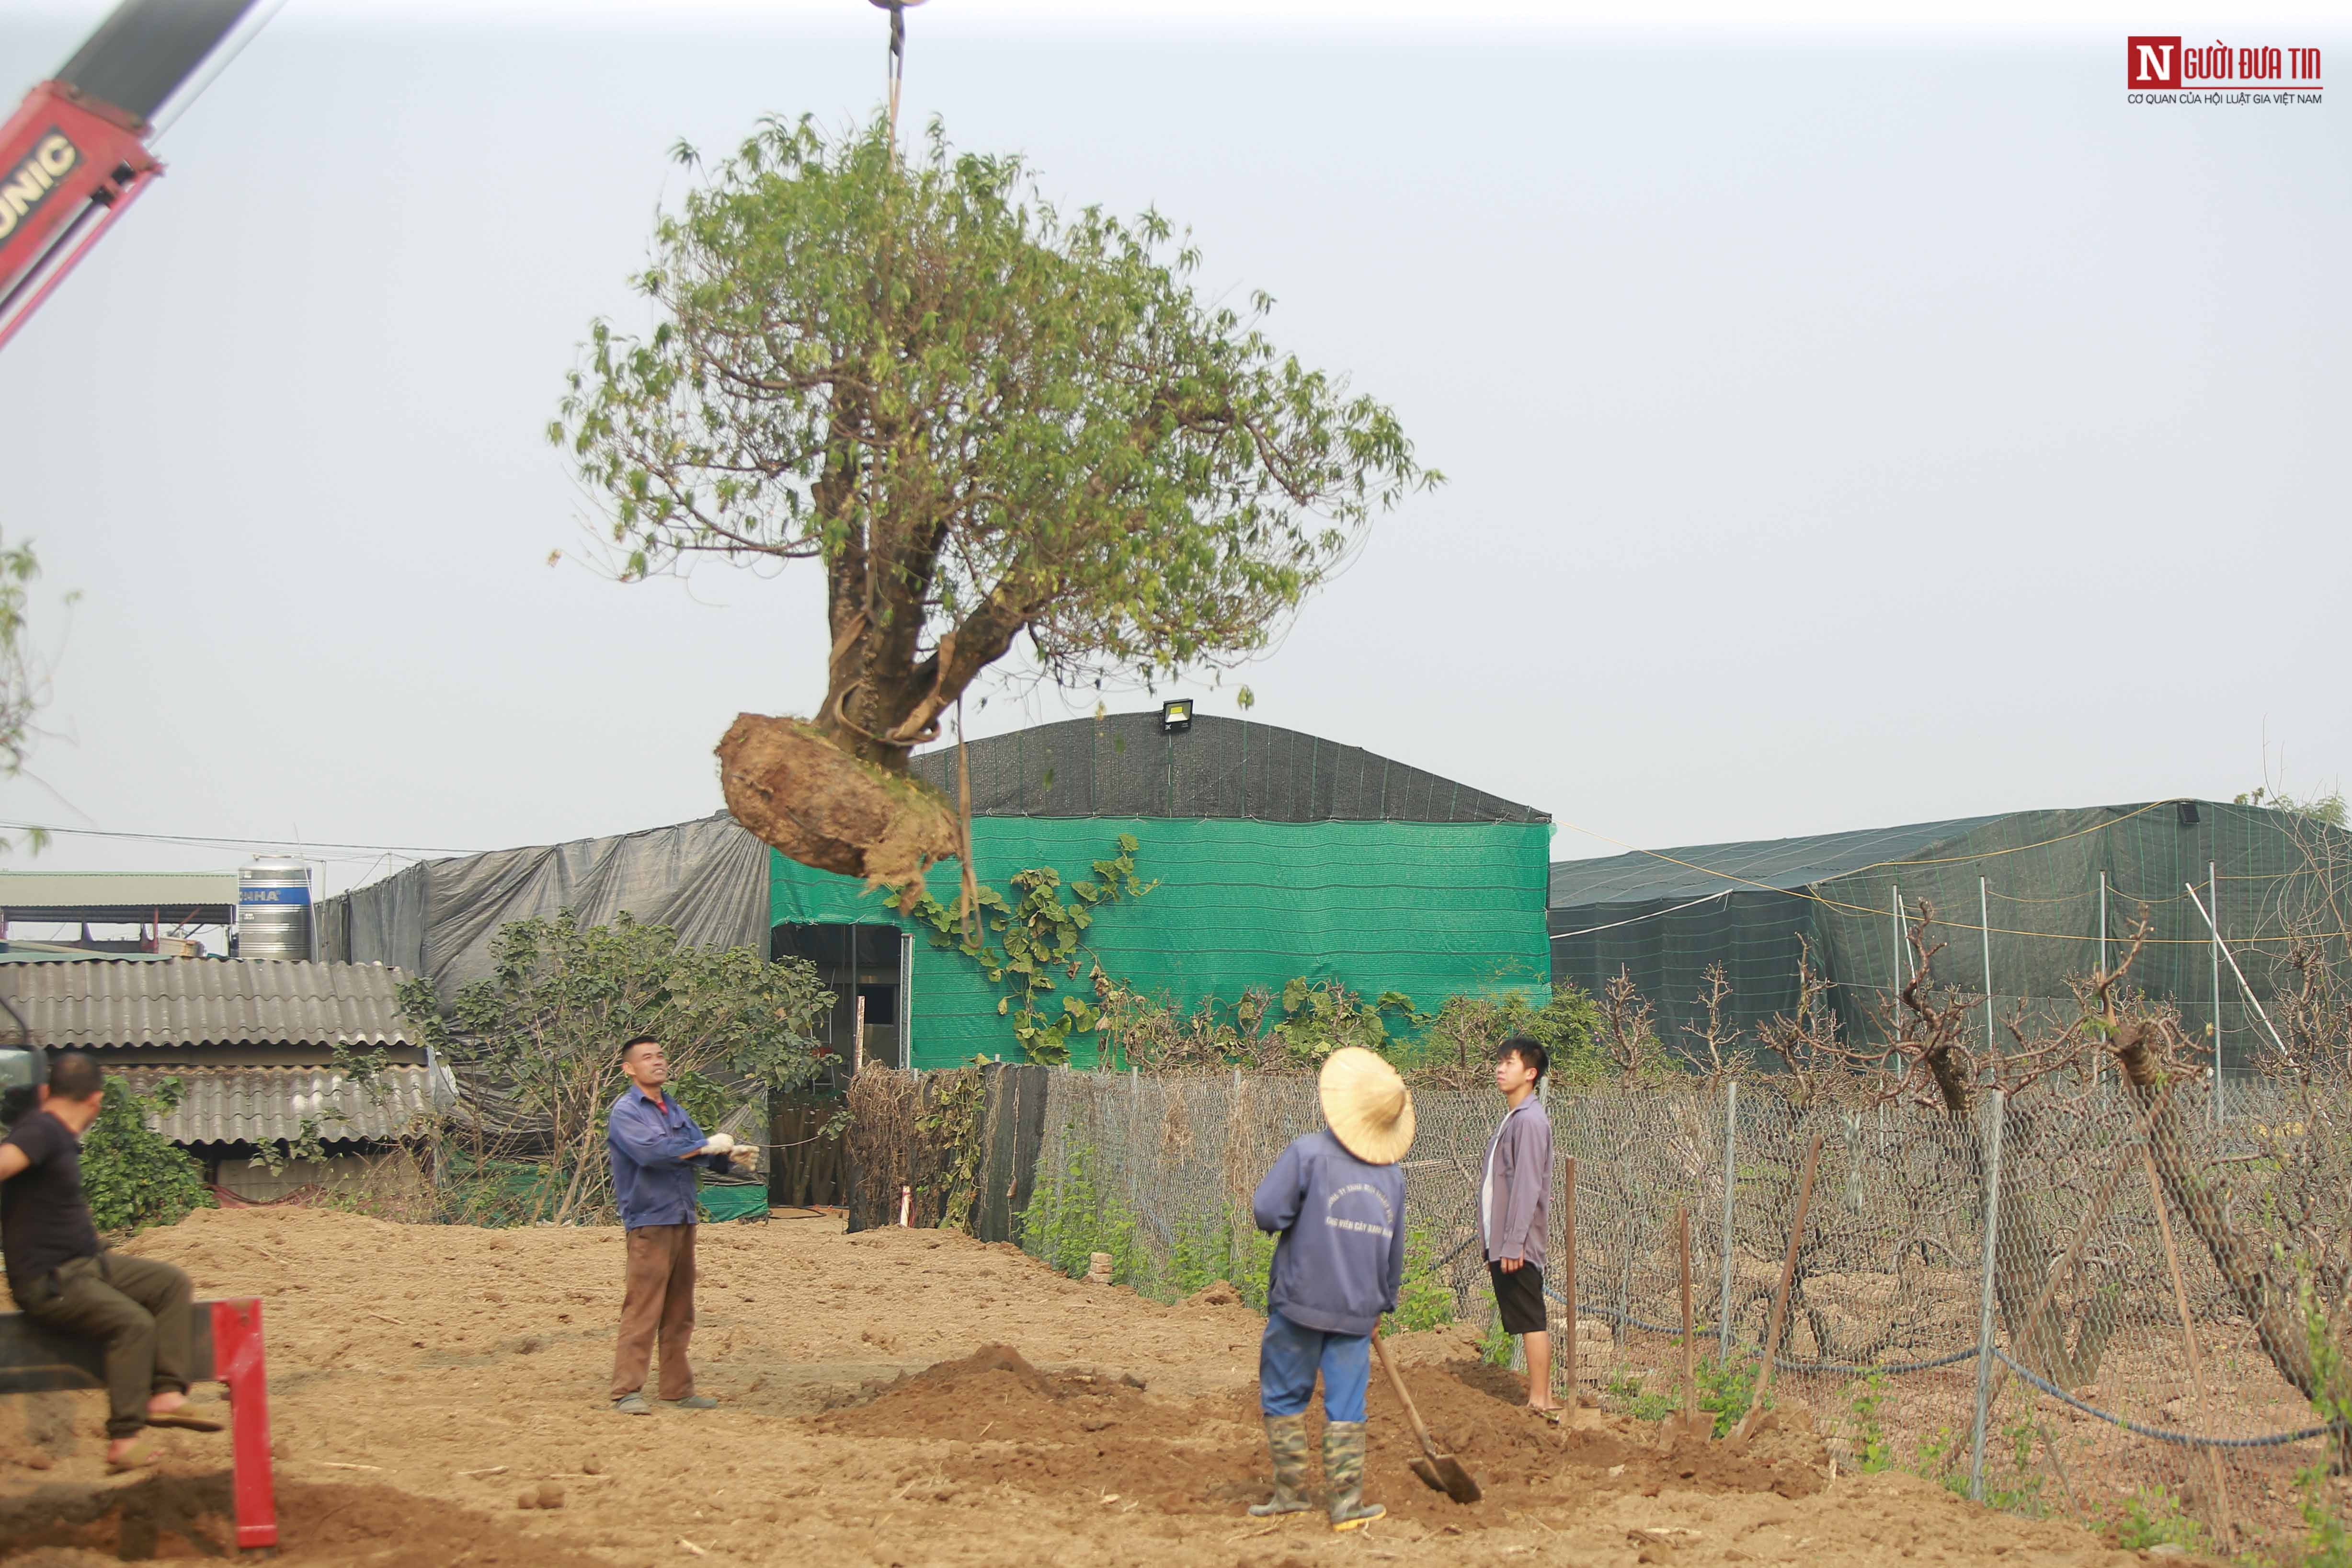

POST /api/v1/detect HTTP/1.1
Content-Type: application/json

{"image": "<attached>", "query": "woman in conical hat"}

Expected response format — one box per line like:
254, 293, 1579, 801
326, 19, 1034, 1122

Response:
1243, 1047, 1414, 1532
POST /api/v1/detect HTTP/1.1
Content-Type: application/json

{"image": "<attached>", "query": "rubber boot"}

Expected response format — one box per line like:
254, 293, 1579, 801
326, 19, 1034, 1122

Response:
1248, 1414, 1314, 1517
1324, 1420, 1385, 1531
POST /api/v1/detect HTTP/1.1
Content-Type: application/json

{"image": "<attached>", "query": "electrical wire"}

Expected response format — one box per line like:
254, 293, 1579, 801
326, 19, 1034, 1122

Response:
0, 821, 480, 859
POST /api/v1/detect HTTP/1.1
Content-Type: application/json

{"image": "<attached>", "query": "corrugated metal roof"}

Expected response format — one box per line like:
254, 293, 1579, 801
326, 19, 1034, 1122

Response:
0, 947, 173, 964
0, 870, 240, 909
0, 958, 417, 1049
116, 1064, 449, 1145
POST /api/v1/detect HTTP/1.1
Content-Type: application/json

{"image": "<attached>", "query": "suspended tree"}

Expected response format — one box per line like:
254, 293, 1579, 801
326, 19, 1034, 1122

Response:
556, 116, 1432, 902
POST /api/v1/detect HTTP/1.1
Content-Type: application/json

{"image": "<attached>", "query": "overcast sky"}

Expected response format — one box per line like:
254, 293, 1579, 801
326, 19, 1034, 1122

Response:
0, 3, 2344, 902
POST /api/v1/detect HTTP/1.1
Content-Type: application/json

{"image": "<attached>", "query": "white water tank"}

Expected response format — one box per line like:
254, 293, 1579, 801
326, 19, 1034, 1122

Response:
237, 856, 312, 961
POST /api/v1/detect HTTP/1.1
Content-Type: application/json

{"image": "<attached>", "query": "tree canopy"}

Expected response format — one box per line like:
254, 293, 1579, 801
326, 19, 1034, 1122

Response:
0, 532, 50, 855
555, 114, 1434, 892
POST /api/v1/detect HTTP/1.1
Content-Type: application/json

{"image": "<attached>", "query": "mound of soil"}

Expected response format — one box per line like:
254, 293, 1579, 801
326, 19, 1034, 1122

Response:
1184, 1281, 1245, 1308
817, 1343, 1150, 1444
809, 1342, 1827, 1530
0, 1475, 612, 1567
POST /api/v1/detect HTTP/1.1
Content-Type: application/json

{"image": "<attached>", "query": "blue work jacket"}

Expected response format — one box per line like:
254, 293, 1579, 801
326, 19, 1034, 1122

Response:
607, 1088, 728, 1229
1251, 1129, 1406, 1337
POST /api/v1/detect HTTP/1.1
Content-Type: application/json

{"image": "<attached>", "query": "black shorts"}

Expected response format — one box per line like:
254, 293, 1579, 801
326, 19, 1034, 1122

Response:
1488, 1260, 1546, 1336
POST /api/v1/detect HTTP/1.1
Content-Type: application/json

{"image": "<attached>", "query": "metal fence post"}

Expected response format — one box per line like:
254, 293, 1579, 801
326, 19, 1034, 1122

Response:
1889, 882, 1903, 996
1718, 1079, 1738, 1353
2210, 859, 2223, 1127
2098, 870, 2109, 980
1980, 876, 1996, 1056
1969, 1087, 2008, 1504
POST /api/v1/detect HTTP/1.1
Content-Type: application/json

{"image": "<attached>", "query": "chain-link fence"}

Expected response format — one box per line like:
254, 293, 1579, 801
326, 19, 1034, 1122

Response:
1000, 1066, 2350, 1559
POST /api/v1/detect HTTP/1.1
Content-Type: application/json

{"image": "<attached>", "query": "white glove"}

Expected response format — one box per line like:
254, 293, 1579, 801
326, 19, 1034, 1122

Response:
702, 1133, 735, 1156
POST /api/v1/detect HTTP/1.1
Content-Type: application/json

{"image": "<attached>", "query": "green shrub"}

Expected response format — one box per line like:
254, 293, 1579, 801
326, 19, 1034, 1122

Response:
2114, 1486, 2206, 1552
1607, 1371, 1678, 1422
80, 1078, 213, 1236
2295, 1278, 2352, 1567
1019, 1140, 1144, 1283
1601, 1355, 1760, 1437
1695, 1352, 1763, 1437
1021, 1139, 1462, 1328
1382, 1227, 1458, 1335
1909, 1420, 2044, 1513
1847, 1370, 1895, 1473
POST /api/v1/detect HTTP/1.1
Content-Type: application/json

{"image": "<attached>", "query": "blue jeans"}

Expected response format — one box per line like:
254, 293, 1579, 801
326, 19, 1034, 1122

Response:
1259, 1309, 1370, 1423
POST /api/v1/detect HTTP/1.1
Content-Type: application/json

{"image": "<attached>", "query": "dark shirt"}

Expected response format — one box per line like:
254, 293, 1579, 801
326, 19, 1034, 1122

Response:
1, 1110, 103, 1297
606, 1088, 728, 1229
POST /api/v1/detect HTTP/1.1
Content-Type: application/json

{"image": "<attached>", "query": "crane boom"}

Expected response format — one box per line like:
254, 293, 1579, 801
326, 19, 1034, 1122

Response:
0, 0, 262, 353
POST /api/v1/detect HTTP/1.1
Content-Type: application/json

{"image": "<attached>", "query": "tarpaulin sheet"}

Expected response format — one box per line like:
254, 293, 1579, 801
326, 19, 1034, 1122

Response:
774, 816, 1553, 1069
1549, 800, 2352, 1072
322, 813, 770, 1000
908, 711, 1546, 824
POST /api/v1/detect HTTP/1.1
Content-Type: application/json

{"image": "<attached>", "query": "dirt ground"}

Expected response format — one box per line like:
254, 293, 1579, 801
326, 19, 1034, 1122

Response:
0, 1207, 2195, 1567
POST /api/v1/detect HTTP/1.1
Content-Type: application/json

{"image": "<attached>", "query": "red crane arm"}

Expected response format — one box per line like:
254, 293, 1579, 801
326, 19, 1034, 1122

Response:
0, 0, 263, 353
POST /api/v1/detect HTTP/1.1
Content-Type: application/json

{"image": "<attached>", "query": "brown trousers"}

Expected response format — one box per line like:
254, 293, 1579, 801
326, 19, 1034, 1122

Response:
18, 1252, 194, 1439
610, 1222, 696, 1401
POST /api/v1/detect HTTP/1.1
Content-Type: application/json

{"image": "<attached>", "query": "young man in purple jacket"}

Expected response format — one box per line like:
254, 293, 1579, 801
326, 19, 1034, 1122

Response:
1484, 1035, 1558, 1417
1246, 1046, 1414, 1531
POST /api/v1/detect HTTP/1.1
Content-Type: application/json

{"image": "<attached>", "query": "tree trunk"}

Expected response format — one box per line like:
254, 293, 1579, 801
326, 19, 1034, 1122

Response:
718, 434, 1001, 902
2109, 1023, 2350, 1442
1925, 1045, 2106, 1385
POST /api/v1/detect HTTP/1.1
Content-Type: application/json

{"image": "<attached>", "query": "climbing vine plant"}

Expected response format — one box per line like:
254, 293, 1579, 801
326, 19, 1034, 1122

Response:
909, 834, 1157, 1065
915, 1070, 988, 1230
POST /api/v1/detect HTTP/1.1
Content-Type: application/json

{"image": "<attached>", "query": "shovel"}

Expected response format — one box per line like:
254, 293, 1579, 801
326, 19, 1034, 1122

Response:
1370, 1328, 1481, 1504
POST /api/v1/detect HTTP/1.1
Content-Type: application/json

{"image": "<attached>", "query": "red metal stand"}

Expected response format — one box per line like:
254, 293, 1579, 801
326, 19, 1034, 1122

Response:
208, 1298, 278, 1549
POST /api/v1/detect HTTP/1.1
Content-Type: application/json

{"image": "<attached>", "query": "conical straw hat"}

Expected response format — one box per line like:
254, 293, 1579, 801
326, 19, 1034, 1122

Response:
1318, 1046, 1415, 1166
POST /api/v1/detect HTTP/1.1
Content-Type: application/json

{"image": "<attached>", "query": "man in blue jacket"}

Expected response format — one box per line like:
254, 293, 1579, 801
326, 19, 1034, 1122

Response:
607, 1034, 750, 1416
1247, 1045, 1414, 1531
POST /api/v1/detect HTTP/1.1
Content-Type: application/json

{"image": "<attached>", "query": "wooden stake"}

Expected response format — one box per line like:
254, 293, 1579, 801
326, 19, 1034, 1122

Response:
1561, 1156, 1578, 1409
2143, 1145, 2235, 1553
1678, 1202, 1698, 1431
1735, 1134, 1823, 1441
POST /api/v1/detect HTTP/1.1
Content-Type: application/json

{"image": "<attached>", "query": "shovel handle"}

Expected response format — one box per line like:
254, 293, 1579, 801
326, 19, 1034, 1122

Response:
1370, 1328, 1440, 1456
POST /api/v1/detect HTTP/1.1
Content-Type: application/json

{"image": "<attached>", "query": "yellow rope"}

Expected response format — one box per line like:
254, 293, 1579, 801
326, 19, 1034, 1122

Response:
1831, 798, 2178, 876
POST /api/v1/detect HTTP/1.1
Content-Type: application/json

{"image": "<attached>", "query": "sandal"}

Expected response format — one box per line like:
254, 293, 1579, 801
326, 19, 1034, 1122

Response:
1532, 1407, 1564, 1426
106, 1437, 160, 1473
146, 1408, 224, 1432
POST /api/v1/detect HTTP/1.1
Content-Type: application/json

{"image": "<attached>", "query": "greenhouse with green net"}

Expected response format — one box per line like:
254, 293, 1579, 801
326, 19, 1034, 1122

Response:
769, 710, 1555, 1069
1547, 798, 2352, 1076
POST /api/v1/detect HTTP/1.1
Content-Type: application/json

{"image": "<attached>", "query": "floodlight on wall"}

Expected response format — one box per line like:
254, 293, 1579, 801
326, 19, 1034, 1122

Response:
1160, 699, 1193, 734
2178, 801, 2201, 827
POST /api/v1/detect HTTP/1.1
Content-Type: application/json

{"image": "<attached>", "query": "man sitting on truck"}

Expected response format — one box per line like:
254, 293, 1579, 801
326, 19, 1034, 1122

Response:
0, 1050, 221, 1470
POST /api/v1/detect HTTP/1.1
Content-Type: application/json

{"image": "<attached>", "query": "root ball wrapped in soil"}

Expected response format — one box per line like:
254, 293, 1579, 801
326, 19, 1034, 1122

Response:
717, 713, 962, 903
